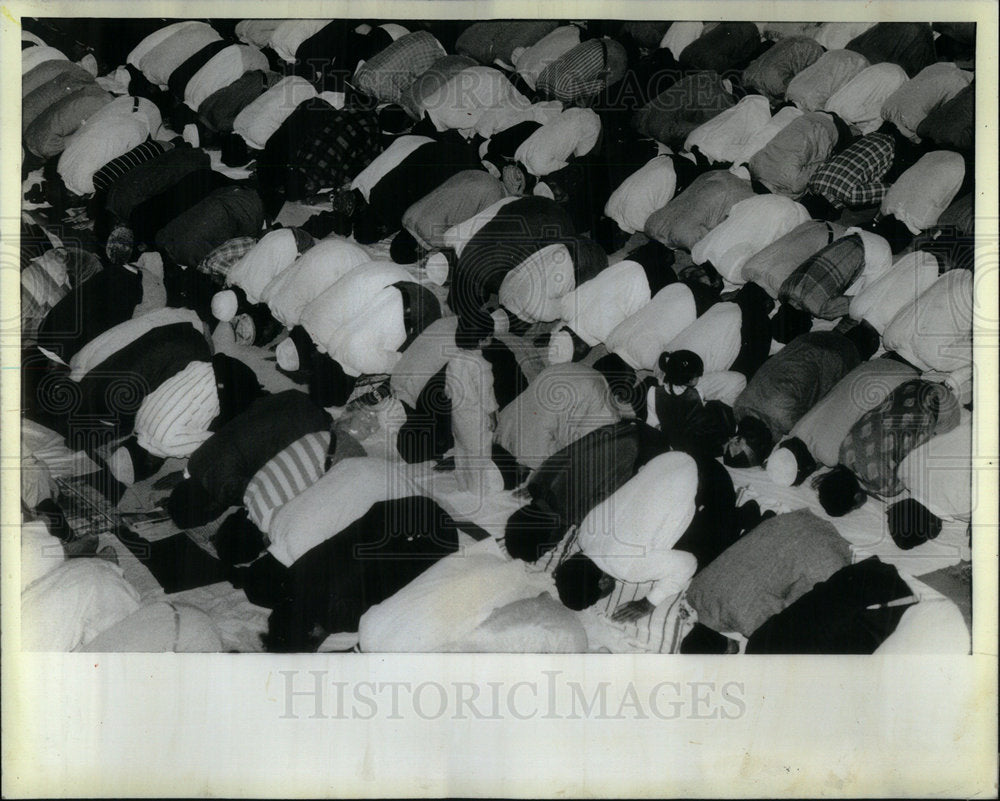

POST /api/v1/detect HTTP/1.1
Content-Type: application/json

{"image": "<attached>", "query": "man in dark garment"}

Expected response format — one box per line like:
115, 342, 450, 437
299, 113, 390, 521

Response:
167, 390, 331, 529
844, 22, 937, 78
245, 496, 462, 652
293, 20, 392, 91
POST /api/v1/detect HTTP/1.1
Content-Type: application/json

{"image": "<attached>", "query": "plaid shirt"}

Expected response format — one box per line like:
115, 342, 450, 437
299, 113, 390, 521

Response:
807, 132, 894, 210
536, 38, 623, 103
292, 104, 381, 198
91, 139, 173, 195
779, 233, 866, 320
197, 236, 257, 279
353, 31, 446, 107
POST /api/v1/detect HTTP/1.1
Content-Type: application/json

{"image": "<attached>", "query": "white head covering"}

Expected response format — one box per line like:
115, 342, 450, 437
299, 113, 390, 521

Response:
275, 337, 300, 372
107, 445, 136, 486
765, 445, 799, 488
547, 329, 574, 364
491, 309, 510, 335
424, 251, 450, 286
211, 289, 238, 323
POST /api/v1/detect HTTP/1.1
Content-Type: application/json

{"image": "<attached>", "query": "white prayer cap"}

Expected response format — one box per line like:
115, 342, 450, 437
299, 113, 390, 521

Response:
425, 252, 450, 286
211, 290, 238, 323
765, 445, 799, 488
275, 337, 300, 372
547, 329, 574, 364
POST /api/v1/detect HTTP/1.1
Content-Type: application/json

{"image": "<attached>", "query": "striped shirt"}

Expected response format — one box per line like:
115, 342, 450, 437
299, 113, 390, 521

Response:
91, 139, 173, 195
244, 431, 331, 534
535, 37, 624, 103
134, 360, 221, 458
807, 132, 895, 210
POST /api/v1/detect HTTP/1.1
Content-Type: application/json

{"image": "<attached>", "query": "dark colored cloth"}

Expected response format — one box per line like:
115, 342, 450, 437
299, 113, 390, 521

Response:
187, 390, 331, 511
779, 233, 867, 320
681, 623, 736, 654
745, 557, 914, 654
22, 61, 97, 133
633, 71, 736, 150
729, 281, 773, 380
115, 527, 229, 594
448, 196, 575, 346
91, 139, 173, 196
365, 138, 483, 237
396, 364, 453, 464
672, 452, 741, 572
482, 337, 529, 411
678, 22, 762, 73
154, 184, 264, 268
127, 167, 232, 245
103, 143, 210, 225
652, 386, 736, 459
36, 263, 143, 363
307, 351, 356, 409
292, 20, 366, 87
167, 39, 230, 101
264, 496, 461, 650
845, 22, 936, 78
916, 81, 974, 152
198, 69, 280, 133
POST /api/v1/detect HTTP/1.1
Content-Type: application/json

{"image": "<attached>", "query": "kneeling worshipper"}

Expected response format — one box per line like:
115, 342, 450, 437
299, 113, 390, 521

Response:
916, 81, 975, 152
741, 219, 851, 299
552, 451, 699, 623
889, 415, 972, 551
813, 378, 962, 518
291, 261, 442, 408
493, 362, 622, 473
846, 250, 942, 339
724, 331, 862, 468
799, 131, 896, 220
879, 61, 973, 143
167, 390, 331, 529
632, 71, 736, 151
823, 62, 910, 137
783, 48, 870, 113
682, 508, 853, 652
844, 21, 937, 79
253, 496, 463, 652
21, 245, 103, 350
766, 357, 921, 488
352, 30, 447, 108
741, 35, 825, 106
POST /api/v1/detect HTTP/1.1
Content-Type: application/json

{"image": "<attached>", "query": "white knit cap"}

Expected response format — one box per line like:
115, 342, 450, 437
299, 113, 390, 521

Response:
547, 329, 574, 364
765, 445, 798, 488
491, 309, 510, 336
275, 337, 300, 372
425, 252, 450, 286
211, 290, 238, 323
107, 445, 135, 487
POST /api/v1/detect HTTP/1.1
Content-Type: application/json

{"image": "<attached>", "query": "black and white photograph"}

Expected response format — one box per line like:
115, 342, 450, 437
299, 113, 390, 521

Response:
3, 1, 997, 797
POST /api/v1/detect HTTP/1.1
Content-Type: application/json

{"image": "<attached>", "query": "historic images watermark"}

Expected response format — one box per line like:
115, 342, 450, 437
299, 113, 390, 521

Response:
274, 669, 746, 720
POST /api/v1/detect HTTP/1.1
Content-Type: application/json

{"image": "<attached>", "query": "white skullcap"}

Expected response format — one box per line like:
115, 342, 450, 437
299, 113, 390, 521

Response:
533, 181, 555, 200
765, 446, 798, 488
491, 309, 510, 336
211, 290, 238, 323
107, 445, 136, 487
275, 337, 300, 372
425, 252, 450, 286
547, 329, 574, 364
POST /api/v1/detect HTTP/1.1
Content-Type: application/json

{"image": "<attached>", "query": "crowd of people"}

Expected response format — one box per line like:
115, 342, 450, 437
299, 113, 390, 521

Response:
19, 18, 975, 653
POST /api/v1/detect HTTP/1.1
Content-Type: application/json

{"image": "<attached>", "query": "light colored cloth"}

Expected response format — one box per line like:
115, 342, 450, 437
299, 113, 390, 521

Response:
741, 219, 848, 298
498, 243, 577, 324
729, 105, 804, 166
57, 114, 149, 196
494, 362, 621, 471
83, 93, 163, 138
232, 75, 318, 150
741, 36, 824, 104
558, 260, 651, 346
353, 31, 447, 107
235, 19, 284, 47
350, 135, 435, 202
644, 170, 755, 251
814, 22, 877, 51
782, 358, 919, 469
874, 591, 970, 655
79, 601, 223, 652
389, 316, 459, 409
664, 301, 741, 373
660, 21, 704, 59
441, 195, 520, 258
694, 371, 746, 406
605, 283, 698, 370
127, 21, 200, 68
784, 48, 871, 112
691, 194, 811, 284
184, 44, 269, 110
268, 19, 333, 63
21, 522, 66, 591
881, 150, 966, 235
824, 62, 909, 134
299, 261, 410, 376
880, 62, 974, 141
139, 22, 223, 87
842, 228, 893, 296
513, 25, 581, 90
603, 155, 678, 235
897, 416, 972, 522
684, 95, 772, 165
402, 170, 507, 251
22, 557, 141, 652
578, 451, 699, 607
22, 45, 68, 73
263, 238, 371, 328
446, 349, 504, 496
226, 228, 297, 304
848, 250, 941, 334
514, 107, 601, 176
69, 307, 206, 382
134, 360, 220, 459
267, 457, 413, 567
882, 268, 973, 374
748, 111, 840, 198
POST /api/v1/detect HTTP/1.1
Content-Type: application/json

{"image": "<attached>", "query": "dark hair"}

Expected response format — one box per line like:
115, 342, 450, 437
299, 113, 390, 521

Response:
378, 104, 413, 135
167, 477, 227, 529
842, 319, 882, 361
504, 503, 566, 562
737, 415, 774, 466
814, 465, 867, 517
211, 353, 264, 426
659, 350, 704, 387
553, 552, 611, 611
887, 498, 943, 551
212, 508, 269, 566
771, 302, 813, 344
798, 191, 839, 221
